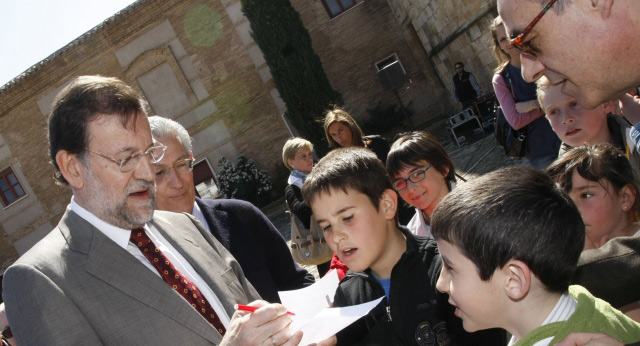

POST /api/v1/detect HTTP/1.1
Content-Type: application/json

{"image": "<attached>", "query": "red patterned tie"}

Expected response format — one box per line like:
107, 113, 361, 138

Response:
130, 228, 226, 336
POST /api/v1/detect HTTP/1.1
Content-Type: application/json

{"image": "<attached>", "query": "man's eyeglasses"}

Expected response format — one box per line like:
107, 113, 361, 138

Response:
155, 159, 194, 182
392, 165, 432, 191
84, 144, 167, 172
509, 0, 558, 57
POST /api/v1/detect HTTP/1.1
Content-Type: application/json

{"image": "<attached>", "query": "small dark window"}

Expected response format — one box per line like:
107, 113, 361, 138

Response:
321, 0, 357, 18
193, 160, 220, 199
0, 168, 26, 206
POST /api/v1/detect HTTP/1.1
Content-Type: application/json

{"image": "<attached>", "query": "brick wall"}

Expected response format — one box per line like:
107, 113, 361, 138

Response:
292, 0, 451, 128
0, 0, 291, 268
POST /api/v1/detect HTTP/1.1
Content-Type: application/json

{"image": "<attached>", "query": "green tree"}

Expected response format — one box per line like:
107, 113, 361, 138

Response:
241, 0, 342, 155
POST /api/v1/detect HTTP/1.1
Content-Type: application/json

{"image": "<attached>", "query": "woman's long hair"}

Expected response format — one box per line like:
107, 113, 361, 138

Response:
323, 107, 366, 148
490, 16, 511, 74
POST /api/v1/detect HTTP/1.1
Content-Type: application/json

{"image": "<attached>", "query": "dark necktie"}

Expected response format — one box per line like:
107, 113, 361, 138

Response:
130, 228, 226, 336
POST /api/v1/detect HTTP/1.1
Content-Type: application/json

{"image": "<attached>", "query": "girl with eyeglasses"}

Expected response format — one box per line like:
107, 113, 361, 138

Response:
386, 131, 459, 238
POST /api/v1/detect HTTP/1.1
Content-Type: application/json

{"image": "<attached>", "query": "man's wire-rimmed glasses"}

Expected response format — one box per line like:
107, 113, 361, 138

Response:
155, 159, 194, 182
392, 164, 433, 191
509, 0, 558, 57
83, 144, 167, 172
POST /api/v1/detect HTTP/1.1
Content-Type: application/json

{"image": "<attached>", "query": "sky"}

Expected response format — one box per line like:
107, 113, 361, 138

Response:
0, 0, 138, 87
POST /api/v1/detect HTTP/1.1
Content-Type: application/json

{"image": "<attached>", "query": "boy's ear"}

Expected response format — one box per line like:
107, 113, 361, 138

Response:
502, 259, 531, 301
442, 165, 450, 178
619, 184, 637, 211
287, 158, 294, 170
380, 189, 398, 220
56, 150, 85, 189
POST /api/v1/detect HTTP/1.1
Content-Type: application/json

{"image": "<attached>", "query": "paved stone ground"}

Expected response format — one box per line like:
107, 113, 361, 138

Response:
260, 121, 528, 279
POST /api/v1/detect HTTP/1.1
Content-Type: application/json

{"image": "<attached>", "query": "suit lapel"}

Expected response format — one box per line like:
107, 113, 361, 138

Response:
151, 211, 245, 315
196, 198, 231, 249
60, 209, 222, 344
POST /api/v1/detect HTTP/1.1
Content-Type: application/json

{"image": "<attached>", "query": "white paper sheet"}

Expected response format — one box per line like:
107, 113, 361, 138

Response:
278, 270, 384, 345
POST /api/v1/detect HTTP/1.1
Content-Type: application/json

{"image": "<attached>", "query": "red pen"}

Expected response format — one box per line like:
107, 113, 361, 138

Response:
234, 304, 296, 316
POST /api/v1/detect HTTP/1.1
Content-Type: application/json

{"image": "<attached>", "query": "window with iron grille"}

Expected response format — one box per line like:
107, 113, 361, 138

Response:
321, 0, 357, 18
0, 167, 26, 207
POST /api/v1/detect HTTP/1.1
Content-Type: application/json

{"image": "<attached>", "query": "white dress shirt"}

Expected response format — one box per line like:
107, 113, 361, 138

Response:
508, 293, 577, 346
192, 201, 211, 233
71, 197, 231, 327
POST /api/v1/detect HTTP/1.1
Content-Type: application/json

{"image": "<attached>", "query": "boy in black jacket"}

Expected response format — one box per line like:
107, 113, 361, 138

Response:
302, 147, 504, 346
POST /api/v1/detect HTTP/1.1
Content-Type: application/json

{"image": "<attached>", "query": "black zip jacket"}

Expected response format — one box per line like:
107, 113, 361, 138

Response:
334, 227, 506, 346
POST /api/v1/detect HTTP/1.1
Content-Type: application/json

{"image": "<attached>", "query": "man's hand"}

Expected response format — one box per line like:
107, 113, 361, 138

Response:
555, 332, 624, 346
220, 300, 303, 346
309, 335, 337, 346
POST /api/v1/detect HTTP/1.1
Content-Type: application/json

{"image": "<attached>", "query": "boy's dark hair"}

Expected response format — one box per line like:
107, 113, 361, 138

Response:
546, 143, 640, 214
48, 75, 148, 185
431, 166, 584, 293
302, 147, 393, 211
387, 131, 456, 186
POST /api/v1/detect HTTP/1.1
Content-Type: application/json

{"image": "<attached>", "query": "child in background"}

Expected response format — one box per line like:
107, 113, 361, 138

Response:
386, 131, 458, 238
282, 137, 331, 276
537, 76, 631, 153
432, 166, 640, 345
302, 147, 503, 346
546, 144, 640, 250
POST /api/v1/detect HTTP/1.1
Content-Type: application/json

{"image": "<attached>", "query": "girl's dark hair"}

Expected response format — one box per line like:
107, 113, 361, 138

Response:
386, 131, 456, 186
546, 143, 640, 214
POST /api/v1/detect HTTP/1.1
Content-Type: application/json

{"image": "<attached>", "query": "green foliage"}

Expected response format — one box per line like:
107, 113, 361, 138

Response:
216, 156, 272, 207
361, 102, 414, 136
241, 0, 342, 156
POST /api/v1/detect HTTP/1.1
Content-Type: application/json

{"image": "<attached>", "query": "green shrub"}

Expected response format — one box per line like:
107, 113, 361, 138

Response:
216, 156, 272, 207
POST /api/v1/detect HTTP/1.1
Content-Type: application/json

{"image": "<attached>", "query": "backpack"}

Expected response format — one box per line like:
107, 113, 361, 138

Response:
494, 68, 528, 158
286, 202, 334, 266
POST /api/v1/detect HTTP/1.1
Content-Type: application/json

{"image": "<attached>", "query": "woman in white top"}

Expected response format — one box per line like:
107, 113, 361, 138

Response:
386, 131, 459, 238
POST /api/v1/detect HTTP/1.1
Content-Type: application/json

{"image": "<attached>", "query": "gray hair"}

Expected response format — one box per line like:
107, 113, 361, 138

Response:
148, 116, 193, 154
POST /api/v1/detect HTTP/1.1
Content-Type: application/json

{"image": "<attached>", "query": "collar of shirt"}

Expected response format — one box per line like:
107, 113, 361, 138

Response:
70, 196, 136, 249
192, 201, 211, 232
507, 293, 577, 346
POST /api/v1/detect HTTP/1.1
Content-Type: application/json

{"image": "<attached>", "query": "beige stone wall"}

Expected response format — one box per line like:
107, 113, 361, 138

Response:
386, 0, 499, 101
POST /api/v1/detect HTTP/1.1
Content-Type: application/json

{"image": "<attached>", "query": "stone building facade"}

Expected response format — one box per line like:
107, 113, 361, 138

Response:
386, 0, 498, 98
0, 0, 498, 272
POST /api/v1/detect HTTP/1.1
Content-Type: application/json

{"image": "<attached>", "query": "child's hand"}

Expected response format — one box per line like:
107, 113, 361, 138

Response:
554, 332, 624, 346
515, 100, 540, 113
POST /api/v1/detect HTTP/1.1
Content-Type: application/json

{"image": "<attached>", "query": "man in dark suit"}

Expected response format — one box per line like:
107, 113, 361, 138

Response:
149, 116, 314, 304
2, 76, 302, 346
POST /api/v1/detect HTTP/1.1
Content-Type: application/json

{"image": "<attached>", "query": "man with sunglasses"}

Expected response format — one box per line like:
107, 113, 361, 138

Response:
497, 0, 640, 110
148, 116, 314, 304
451, 62, 483, 110
2, 76, 302, 346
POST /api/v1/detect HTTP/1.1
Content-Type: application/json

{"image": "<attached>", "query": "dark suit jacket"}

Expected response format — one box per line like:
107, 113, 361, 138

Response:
196, 198, 314, 303
572, 235, 640, 308
2, 207, 260, 346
